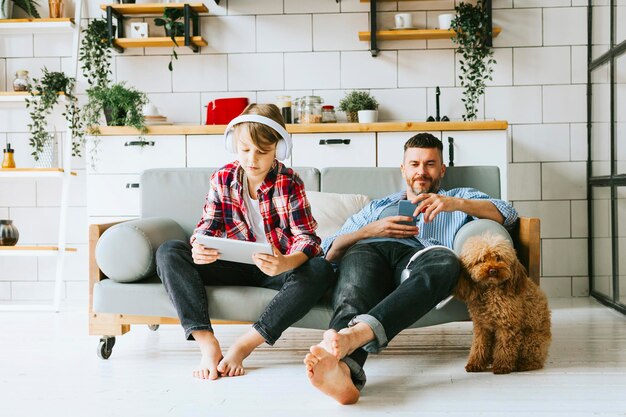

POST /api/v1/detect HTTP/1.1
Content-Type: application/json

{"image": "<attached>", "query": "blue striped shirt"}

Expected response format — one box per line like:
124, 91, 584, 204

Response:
321, 188, 518, 254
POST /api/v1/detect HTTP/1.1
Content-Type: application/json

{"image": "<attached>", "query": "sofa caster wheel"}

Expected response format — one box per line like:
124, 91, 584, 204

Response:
97, 336, 116, 360
148, 324, 160, 331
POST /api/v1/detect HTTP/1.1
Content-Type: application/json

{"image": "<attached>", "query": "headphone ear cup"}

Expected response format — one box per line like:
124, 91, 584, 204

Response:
224, 129, 236, 154
400, 269, 410, 283
275, 139, 287, 160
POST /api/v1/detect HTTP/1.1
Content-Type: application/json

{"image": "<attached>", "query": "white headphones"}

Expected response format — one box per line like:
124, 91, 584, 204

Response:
400, 245, 455, 282
224, 114, 293, 161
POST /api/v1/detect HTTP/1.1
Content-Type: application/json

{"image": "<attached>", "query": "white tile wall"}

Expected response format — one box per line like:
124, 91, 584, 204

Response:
313, 13, 369, 52
512, 124, 570, 162
284, 52, 340, 90
544, 7, 587, 46
229, 53, 284, 91
341, 51, 398, 89
514, 47, 571, 85
0, 257, 38, 281
542, 238, 588, 277
0, 1, 602, 301
542, 162, 587, 200
38, 245, 88, 282
257, 14, 312, 53
398, 49, 455, 88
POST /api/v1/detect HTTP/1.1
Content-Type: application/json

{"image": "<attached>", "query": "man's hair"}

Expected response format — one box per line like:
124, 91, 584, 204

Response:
234, 103, 286, 152
404, 133, 444, 161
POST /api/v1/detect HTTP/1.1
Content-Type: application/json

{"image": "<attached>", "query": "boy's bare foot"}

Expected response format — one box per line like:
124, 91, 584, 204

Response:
304, 345, 360, 405
192, 330, 223, 380
320, 323, 375, 359
217, 328, 265, 377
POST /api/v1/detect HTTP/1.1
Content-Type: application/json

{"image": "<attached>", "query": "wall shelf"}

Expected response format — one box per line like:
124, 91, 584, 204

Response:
359, 27, 502, 42
0, 246, 78, 256
0, 168, 78, 178
101, 3, 208, 53
0, 18, 74, 34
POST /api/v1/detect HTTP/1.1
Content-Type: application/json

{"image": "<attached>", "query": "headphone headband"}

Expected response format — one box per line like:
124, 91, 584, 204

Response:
224, 114, 292, 160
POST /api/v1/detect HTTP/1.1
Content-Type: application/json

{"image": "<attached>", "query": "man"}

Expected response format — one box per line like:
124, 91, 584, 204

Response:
304, 133, 518, 404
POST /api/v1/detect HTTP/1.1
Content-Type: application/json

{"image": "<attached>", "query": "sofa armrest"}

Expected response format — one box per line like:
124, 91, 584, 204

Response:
89, 221, 130, 312
510, 217, 541, 285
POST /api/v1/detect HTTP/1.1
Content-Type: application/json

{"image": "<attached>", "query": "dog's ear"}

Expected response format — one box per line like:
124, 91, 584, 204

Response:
454, 267, 474, 301
506, 258, 529, 294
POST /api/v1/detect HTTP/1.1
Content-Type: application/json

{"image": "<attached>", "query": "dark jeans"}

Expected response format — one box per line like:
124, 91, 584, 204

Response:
330, 241, 460, 389
156, 240, 335, 345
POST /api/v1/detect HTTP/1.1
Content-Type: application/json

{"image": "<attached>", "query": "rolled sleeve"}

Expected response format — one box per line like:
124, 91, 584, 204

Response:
456, 188, 518, 228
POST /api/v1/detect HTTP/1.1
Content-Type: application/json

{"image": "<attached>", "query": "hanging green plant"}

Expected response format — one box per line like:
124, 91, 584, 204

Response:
80, 18, 112, 90
1, 0, 41, 18
154, 7, 185, 71
450, 0, 496, 121
26, 68, 83, 161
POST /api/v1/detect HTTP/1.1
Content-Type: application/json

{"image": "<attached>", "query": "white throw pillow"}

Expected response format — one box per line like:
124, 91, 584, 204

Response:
307, 191, 371, 241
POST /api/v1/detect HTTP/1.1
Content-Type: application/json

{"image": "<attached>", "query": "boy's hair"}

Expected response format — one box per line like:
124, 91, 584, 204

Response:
404, 133, 443, 161
234, 103, 286, 152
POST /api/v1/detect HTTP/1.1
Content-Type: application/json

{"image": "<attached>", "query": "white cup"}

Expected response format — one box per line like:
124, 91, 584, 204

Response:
438, 14, 454, 30
394, 13, 413, 29
142, 103, 159, 116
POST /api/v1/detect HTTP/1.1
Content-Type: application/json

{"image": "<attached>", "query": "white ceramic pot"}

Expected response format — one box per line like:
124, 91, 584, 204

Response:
438, 14, 454, 30
1, 0, 13, 19
357, 110, 378, 123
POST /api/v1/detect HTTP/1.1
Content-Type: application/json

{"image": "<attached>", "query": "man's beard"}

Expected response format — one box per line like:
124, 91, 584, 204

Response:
406, 174, 442, 195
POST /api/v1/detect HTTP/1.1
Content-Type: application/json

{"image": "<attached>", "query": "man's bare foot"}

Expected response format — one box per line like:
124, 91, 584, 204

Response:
304, 345, 360, 405
192, 330, 223, 380
320, 323, 375, 359
217, 328, 265, 377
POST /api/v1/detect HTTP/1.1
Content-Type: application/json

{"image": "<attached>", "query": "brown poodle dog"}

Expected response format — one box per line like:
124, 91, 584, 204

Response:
454, 233, 551, 374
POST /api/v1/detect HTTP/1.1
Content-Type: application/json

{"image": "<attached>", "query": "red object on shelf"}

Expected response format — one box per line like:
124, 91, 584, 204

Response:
205, 97, 249, 125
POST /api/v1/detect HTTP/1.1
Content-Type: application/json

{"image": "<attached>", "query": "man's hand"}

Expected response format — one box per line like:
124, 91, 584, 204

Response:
253, 246, 292, 277
411, 193, 461, 223
362, 216, 419, 238
192, 241, 220, 265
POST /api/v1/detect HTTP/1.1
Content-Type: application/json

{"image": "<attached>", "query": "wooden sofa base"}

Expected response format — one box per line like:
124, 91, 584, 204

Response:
89, 217, 540, 338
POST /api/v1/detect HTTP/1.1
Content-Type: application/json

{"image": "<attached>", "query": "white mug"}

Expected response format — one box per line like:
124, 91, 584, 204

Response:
142, 103, 159, 116
394, 13, 413, 29
438, 14, 454, 30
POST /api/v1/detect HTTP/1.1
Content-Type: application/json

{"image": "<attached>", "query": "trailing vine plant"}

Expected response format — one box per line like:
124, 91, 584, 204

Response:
450, 0, 496, 121
154, 7, 185, 71
79, 18, 112, 90
26, 68, 83, 161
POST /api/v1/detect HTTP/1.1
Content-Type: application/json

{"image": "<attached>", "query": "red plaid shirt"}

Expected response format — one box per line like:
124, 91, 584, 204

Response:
192, 160, 322, 258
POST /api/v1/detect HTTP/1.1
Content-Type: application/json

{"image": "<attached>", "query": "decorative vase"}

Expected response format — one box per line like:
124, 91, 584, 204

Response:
48, 0, 64, 18
357, 110, 379, 123
35, 134, 58, 168
0, 0, 13, 19
0, 220, 19, 246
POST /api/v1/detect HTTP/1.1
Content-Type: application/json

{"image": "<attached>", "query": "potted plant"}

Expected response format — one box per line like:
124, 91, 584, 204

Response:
26, 68, 83, 163
1, 0, 40, 19
339, 90, 379, 123
154, 7, 185, 71
80, 18, 112, 90
450, 0, 496, 121
81, 82, 148, 133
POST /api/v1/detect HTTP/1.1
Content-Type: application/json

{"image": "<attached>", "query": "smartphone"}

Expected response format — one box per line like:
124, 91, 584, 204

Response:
397, 200, 421, 226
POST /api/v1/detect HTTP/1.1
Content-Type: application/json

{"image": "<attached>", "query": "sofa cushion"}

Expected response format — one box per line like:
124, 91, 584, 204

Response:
307, 191, 371, 241
96, 217, 187, 283
452, 219, 513, 255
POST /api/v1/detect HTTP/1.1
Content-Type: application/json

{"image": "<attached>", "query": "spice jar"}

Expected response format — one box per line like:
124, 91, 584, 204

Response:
276, 95, 292, 124
300, 96, 323, 124
13, 70, 30, 92
321, 105, 337, 123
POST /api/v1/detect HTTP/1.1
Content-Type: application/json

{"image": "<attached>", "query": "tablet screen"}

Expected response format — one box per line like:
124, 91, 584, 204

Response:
194, 234, 273, 265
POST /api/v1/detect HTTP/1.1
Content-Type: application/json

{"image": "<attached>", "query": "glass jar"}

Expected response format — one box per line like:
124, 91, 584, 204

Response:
292, 97, 302, 124
276, 95, 292, 123
321, 105, 337, 123
0, 220, 19, 246
300, 95, 323, 124
13, 70, 30, 92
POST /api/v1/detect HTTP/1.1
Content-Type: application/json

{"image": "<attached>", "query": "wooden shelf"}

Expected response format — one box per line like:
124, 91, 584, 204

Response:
112, 36, 208, 49
99, 3, 208, 15
360, 0, 441, 2
359, 27, 502, 41
0, 246, 78, 256
0, 18, 74, 34
0, 92, 28, 103
94, 121, 509, 136
0, 168, 77, 178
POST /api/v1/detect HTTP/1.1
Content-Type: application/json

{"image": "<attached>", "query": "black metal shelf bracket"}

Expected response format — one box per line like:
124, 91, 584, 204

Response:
486, 0, 493, 48
183, 3, 201, 53
106, 5, 124, 54
369, 0, 379, 57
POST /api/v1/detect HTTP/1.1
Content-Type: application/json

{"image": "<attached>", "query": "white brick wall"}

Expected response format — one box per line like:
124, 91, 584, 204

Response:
0, 0, 592, 300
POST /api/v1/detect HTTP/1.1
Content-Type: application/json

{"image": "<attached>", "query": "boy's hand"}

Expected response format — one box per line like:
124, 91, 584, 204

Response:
191, 241, 220, 265
253, 246, 291, 277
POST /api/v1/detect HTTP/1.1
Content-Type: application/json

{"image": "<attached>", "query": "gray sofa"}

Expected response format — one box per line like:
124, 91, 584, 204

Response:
89, 166, 540, 359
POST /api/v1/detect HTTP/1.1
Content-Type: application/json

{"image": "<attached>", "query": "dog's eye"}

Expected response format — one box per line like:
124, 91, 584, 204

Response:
495, 255, 502, 262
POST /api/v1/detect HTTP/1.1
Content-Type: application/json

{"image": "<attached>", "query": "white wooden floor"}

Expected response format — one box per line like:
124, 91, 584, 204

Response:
0, 297, 624, 417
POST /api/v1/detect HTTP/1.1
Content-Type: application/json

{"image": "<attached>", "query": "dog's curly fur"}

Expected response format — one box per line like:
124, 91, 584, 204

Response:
454, 233, 551, 374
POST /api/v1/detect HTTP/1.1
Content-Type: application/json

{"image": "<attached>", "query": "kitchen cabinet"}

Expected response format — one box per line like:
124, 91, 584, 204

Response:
187, 135, 231, 168
291, 133, 376, 168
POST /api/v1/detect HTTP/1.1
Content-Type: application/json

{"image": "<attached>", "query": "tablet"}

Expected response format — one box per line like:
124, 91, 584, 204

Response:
194, 234, 273, 265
